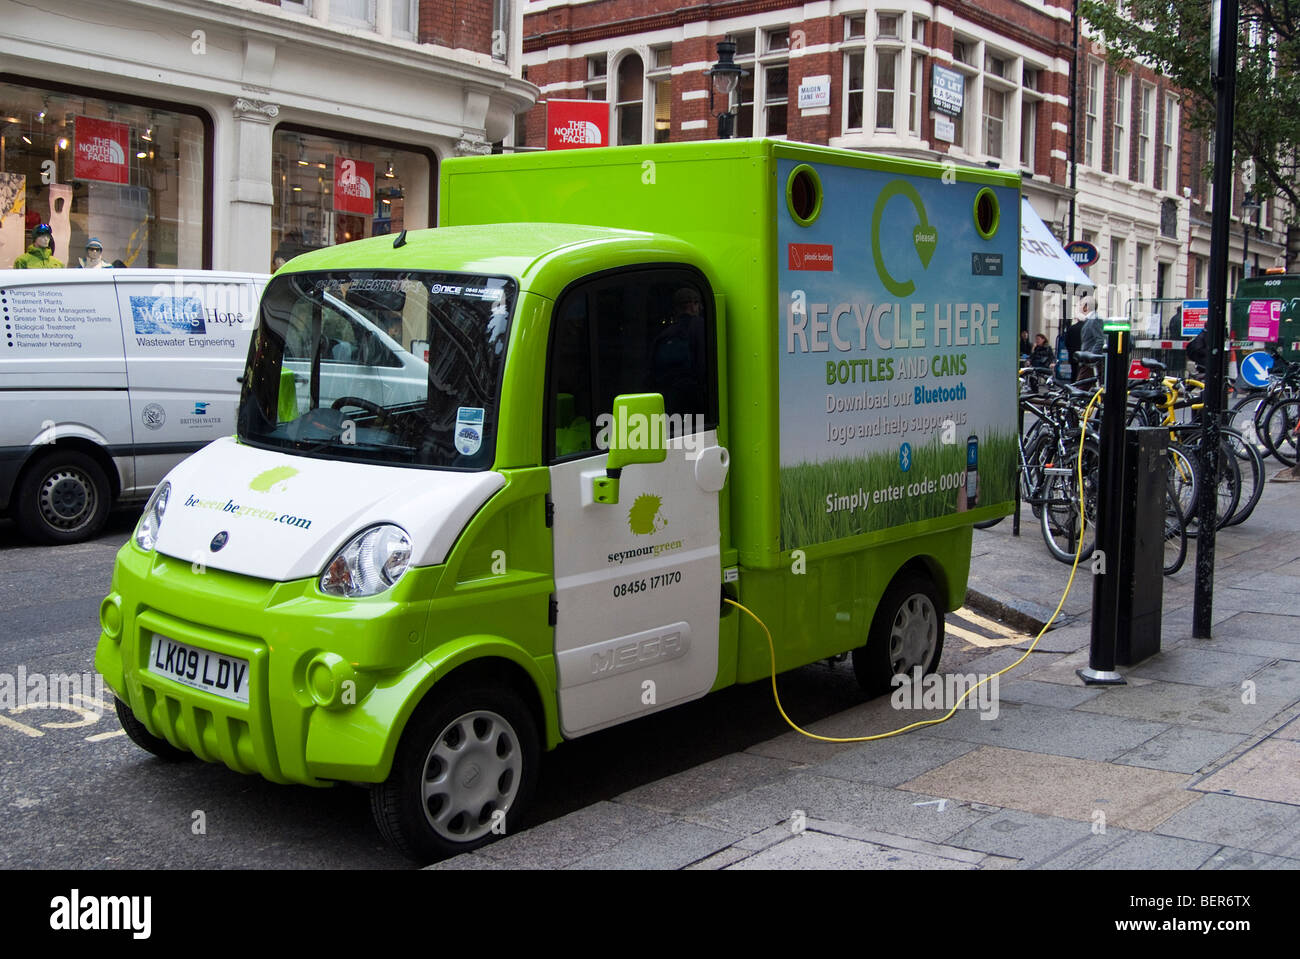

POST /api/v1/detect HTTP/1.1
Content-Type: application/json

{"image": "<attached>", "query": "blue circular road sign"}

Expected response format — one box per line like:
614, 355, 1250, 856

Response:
1239, 350, 1274, 389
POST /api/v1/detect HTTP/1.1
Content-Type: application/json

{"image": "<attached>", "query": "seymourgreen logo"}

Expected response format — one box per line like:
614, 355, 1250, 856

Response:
628, 494, 667, 535
249, 466, 299, 493
871, 178, 936, 298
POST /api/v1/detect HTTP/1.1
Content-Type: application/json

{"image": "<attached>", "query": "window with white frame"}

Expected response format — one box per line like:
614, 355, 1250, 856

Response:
1136, 243, 1148, 299
910, 54, 924, 134
845, 50, 866, 130
877, 50, 899, 130
1161, 94, 1178, 192
491, 0, 510, 61
649, 45, 672, 143
585, 54, 607, 101
615, 54, 644, 145
1020, 99, 1037, 172
1109, 237, 1125, 288
1138, 83, 1154, 185
1112, 73, 1129, 176
392, 0, 417, 38
845, 14, 866, 40
731, 28, 789, 138
843, 11, 927, 139
912, 16, 927, 43
1192, 256, 1205, 297
332, 0, 376, 27
1084, 59, 1101, 167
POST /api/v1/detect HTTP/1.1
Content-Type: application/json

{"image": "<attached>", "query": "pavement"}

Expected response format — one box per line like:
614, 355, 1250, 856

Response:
434, 466, 1300, 871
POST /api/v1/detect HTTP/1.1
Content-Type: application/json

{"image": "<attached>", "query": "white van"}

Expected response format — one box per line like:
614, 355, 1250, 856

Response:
0, 269, 268, 543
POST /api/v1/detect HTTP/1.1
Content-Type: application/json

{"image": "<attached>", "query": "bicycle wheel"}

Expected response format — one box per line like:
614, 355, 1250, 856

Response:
1221, 427, 1265, 527
1167, 442, 1200, 525
1163, 475, 1187, 575
1261, 397, 1300, 467
1040, 442, 1099, 564
1186, 439, 1241, 536
1020, 430, 1053, 518
1228, 392, 1271, 459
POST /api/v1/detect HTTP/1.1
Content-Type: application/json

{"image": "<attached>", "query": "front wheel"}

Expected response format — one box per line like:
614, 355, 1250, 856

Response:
852, 572, 945, 696
371, 684, 539, 863
1261, 397, 1300, 467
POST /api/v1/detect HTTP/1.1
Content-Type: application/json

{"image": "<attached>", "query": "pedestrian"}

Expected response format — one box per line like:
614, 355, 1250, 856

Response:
1019, 329, 1031, 360
1064, 312, 1085, 382
13, 223, 64, 269
1030, 333, 1054, 369
1077, 293, 1105, 382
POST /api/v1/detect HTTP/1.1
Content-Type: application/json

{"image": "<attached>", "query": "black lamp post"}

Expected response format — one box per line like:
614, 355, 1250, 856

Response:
706, 38, 746, 139
1241, 191, 1260, 278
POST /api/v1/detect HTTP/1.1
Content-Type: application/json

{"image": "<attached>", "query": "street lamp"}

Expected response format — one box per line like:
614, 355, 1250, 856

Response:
1240, 191, 1260, 278
705, 38, 747, 139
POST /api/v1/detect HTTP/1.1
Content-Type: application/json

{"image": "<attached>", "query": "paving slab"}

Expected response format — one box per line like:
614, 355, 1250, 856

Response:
1220, 570, 1300, 593
1114, 726, 1248, 774
1036, 829, 1221, 870
1193, 739, 1300, 806
1154, 793, 1300, 854
805, 817, 988, 864
428, 854, 506, 870
1197, 847, 1300, 870
1074, 679, 1289, 735
724, 829, 978, 870
1198, 636, 1300, 661
942, 807, 1113, 866
919, 700, 1169, 761
997, 678, 1104, 708
1274, 718, 1300, 742
744, 697, 949, 764
567, 820, 742, 869
615, 752, 801, 814
808, 735, 980, 787
684, 845, 756, 870
1127, 647, 1273, 687
899, 745, 1199, 831
688, 772, 988, 844
473, 800, 672, 869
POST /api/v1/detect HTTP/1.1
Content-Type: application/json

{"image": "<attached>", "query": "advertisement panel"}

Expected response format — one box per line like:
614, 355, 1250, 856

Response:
777, 161, 1017, 549
333, 157, 375, 216
1246, 299, 1282, 341
546, 99, 610, 150
1181, 299, 1208, 337
73, 117, 130, 185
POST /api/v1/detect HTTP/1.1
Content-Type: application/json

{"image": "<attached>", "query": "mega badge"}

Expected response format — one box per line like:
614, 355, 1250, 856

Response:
455, 407, 484, 455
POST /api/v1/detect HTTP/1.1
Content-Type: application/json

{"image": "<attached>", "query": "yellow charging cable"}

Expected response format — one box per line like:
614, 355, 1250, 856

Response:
727, 388, 1105, 743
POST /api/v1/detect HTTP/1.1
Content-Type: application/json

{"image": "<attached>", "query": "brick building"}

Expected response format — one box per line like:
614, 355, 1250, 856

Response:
518, 0, 1290, 339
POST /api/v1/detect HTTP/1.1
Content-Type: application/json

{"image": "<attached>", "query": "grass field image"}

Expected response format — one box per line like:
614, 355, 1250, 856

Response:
779, 429, 1017, 548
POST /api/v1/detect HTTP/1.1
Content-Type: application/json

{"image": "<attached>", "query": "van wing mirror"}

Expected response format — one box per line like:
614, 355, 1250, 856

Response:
592, 393, 667, 505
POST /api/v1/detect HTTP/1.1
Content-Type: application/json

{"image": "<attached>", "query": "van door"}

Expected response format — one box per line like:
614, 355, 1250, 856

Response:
115, 274, 262, 497
546, 267, 727, 737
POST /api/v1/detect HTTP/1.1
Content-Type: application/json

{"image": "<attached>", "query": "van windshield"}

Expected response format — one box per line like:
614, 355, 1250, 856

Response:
237, 270, 514, 469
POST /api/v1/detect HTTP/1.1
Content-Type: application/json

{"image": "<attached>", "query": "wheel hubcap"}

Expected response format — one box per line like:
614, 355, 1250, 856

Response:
420, 709, 521, 843
38, 468, 96, 530
889, 593, 938, 677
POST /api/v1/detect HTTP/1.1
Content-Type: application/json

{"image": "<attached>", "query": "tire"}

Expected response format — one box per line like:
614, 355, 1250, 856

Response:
1261, 397, 1300, 467
972, 517, 1003, 530
1020, 431, 1053, 518
1186, 441, 1240, 537
13, 449, 112, 544
115, 697, 191, 762
1039, 440, 1099, 564
1167, 442, 1200, 525
852, 571, 944, 696
1228, 393, 1271, 460
1162, 477, 1187, 575
1221, 428, 1265, 527
370, 683, 539, 863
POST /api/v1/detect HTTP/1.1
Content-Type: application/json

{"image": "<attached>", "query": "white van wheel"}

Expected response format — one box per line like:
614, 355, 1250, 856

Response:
14, 450, 112, 545
371, 685, 539, 863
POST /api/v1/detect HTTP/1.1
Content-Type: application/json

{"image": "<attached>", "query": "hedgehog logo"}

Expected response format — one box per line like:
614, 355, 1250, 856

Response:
627, 494, 667, 536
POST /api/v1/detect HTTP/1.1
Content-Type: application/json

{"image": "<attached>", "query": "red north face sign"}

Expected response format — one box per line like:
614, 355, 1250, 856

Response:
73, 116, 129, 184
787, 243, 834, 271
546, 99, 610, 151
334, 157, 375, 216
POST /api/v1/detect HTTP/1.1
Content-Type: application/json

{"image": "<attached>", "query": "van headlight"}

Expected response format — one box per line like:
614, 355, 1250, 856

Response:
320, 524, 412, 597
134, 482, 171, 552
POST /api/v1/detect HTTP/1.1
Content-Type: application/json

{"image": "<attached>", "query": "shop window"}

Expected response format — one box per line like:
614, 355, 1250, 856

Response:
271, 127, 431, 269
0, 80, 207, 269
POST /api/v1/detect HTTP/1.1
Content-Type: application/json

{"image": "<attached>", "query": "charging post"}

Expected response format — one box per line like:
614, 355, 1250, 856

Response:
1078, 325, 1130, 685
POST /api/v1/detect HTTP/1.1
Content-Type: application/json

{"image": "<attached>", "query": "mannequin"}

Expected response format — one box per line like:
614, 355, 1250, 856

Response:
80, 238, 110, 269
13, 223, 64, 269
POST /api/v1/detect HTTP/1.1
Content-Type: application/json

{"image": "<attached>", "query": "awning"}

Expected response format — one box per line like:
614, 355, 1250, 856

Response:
1019, 198, 1093, 289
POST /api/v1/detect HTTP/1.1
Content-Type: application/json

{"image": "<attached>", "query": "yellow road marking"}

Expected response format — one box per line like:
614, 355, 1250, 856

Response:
85, 730, 126, 743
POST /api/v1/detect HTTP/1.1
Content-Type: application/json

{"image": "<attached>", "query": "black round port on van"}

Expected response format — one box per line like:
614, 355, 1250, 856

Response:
973, 188, 1000, 239
787, 165, 823, 227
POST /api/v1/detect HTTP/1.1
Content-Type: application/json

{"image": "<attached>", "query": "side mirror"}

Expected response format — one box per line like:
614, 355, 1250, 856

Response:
592, 393, 667, 505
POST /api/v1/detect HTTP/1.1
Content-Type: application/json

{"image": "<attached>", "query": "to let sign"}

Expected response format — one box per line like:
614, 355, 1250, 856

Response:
73, 116, 129, 184
546, 99, 610, 150
334, 157, 375, 216
931, 65, 965, 116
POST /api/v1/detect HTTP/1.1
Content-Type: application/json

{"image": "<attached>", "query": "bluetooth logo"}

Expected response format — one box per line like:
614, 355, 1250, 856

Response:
899, 442, 912, 472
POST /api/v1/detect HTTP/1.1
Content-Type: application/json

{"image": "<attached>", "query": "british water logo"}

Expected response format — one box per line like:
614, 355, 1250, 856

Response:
130, 295, 206, 335
193, 402, 210, 416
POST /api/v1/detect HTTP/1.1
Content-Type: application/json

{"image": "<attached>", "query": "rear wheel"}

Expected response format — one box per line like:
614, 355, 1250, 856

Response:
852, 571, 944, 696
1162, 478, 1188, 575
13, 449, 112, 544
1228, 393, 1270, 459
1221, 428, 1265, 527
1261, 397, 1300, 467
370, 684, 539, 863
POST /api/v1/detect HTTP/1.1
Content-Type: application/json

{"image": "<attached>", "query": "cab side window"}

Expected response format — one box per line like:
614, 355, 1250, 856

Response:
545, 267, 718, 462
